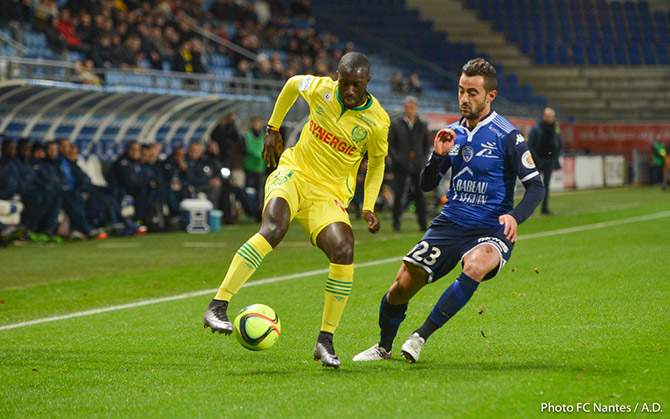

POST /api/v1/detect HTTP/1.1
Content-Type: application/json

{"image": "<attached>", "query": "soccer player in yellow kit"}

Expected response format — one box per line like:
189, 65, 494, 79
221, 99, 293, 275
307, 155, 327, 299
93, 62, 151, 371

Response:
203, 52, 390, 368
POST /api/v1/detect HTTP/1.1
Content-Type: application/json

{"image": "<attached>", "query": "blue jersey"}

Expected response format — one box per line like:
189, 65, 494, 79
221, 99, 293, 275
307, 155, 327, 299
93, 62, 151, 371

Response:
429, 111, 540, 229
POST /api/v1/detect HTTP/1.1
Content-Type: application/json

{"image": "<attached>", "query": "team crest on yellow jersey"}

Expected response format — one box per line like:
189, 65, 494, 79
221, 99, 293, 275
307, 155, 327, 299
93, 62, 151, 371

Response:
351, 125, 368, 144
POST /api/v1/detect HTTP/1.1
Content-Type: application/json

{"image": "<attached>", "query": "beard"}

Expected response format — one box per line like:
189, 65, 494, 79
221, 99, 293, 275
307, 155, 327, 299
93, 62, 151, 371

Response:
461, 101, 487, 121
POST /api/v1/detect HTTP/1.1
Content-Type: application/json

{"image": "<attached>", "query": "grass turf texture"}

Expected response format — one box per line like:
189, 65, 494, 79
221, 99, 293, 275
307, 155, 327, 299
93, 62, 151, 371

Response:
1, 186, 668, 417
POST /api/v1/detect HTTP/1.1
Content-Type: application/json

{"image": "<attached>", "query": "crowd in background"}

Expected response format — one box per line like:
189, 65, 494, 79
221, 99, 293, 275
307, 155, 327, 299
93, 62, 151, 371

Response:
0, 0, 355, 83
0, 113, 269, 244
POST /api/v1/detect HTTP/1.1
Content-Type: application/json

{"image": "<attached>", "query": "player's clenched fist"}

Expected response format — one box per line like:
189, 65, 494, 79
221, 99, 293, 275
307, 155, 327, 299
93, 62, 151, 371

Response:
433, 128, 456, 156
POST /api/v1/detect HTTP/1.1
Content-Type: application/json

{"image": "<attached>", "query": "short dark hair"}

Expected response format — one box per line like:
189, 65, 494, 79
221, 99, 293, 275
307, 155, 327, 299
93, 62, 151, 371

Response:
338, 52, 370, 77
462, 58, 497, 92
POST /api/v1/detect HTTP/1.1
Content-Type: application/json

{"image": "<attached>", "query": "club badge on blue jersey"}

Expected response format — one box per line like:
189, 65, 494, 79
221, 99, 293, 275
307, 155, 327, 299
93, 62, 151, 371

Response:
462, 146, 474, 162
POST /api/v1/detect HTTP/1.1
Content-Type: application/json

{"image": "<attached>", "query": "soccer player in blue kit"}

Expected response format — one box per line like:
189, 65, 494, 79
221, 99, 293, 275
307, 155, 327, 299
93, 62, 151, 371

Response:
354, 58, 546, 363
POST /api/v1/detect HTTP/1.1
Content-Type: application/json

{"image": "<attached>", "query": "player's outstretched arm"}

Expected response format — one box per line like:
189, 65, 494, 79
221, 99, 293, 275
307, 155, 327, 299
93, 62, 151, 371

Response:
262, 127, 284, 168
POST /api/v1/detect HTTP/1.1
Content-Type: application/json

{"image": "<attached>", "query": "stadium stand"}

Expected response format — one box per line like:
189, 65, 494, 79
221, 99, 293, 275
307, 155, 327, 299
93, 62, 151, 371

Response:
405, 0, 670, 121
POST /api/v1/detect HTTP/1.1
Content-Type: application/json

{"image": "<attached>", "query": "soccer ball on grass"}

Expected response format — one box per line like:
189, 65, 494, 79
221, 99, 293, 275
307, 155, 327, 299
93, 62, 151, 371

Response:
233, 304, 281, 351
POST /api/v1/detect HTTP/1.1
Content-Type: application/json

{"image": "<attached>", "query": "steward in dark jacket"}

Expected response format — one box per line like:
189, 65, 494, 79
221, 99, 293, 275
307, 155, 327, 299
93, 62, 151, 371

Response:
388, 97, 431, 231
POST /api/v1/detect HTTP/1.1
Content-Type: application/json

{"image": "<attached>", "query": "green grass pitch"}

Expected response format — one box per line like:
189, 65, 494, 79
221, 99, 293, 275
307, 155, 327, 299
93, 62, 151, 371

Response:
1, 187, 668, 417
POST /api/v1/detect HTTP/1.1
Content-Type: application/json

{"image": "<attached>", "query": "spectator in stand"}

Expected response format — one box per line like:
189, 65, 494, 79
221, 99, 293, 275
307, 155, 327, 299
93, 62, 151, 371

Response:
75, 59, 101, 85
389, 96, 431, 232
33, 0, 58, 32
91, 35, 121, 68
235, 60, 255, 88
528, 107, 562, 215
16, 137, 31, 163
186, 141, 222, 208
0, 139, 22, 202
76, 10, 94, 52
243, 117, 266, 212
27, 140, 65, 241
120, 35, 144, 68
108, 140, 148, 222
1, 138, 57, 243
146, 25, 170, 66
173, 40, 206, 74
55, 8, 81, 50
61, 143, 107, 240
161, 146, 193, 217
31, 141, 46, 160
0, 0, 32, 27
390, 72, 405, 93
254, 57, 276, 87
407, 71, 423, 95
140, 143, 164, 229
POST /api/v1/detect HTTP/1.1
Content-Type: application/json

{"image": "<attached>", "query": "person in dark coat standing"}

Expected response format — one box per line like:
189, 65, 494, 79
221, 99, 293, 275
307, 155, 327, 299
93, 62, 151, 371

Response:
389, 96, 431, 232
528, 107, 562, 215
210, 113, 244, 172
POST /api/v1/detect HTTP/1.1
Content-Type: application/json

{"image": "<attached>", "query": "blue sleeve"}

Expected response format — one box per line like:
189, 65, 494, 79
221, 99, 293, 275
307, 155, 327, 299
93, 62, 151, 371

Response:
505, 130, 545, 224
420, 151, 451, 192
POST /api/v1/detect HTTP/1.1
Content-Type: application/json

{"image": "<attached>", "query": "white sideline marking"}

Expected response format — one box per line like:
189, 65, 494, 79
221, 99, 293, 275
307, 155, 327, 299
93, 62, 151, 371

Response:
96, 243, 140, 249
0, 258, 400, 331
517, 211, 670, 240
183, 242, 227, 248
2, 210, 669, 332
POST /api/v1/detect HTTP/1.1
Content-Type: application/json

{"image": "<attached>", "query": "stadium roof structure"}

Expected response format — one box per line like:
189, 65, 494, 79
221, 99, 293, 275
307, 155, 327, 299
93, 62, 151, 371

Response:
0, 79, 270, 154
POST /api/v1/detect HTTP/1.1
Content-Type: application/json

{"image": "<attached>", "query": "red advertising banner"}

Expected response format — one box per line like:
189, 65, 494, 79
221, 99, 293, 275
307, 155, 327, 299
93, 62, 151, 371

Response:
422, 112, 670, 161
423, 113, 536, 133
561, 123, 670, 159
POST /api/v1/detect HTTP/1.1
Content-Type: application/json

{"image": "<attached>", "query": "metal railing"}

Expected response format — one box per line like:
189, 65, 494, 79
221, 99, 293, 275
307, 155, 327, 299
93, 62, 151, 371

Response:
0, 56, 286, 96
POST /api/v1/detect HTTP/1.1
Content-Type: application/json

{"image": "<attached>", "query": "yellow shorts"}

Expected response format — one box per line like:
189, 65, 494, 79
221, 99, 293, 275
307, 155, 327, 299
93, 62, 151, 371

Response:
264, 166, 351, 245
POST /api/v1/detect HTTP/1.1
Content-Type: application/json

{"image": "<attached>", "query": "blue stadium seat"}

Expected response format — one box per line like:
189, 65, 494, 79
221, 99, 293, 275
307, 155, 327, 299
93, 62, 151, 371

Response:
557, 44, 570, 65
656, 43, 669, 64
586, 43, 600, 64
613, 45, 627, 65
627, 44, 641, 65
640, 43, 656, 64
599, 44, 614, 64
571, 44, 584, 64
545, 44, 557, 64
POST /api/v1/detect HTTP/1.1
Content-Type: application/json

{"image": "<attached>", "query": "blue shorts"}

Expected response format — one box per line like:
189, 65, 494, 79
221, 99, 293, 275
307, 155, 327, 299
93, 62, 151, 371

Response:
402, 214, 514, 283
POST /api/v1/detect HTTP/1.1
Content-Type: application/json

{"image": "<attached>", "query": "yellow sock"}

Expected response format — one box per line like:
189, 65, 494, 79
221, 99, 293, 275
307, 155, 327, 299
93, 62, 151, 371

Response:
214, 233, 273, 301
321, 263, 354, 334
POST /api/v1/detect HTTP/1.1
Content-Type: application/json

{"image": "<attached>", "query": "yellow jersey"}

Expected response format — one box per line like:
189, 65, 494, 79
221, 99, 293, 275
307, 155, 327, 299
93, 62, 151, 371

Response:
268, 75, 390, 211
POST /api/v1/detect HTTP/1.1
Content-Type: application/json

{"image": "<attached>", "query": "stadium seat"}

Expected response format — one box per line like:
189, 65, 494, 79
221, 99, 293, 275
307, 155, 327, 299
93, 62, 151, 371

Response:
640, 44, 656, 65
627, 44, 641, 65
600, 44, 615, 65
572, 44, 585, 65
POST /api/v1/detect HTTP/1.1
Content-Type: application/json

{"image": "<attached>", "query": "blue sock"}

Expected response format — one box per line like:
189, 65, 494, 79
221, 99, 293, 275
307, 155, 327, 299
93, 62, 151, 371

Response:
378, 293, 407, 352
421, 273, 479, 337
